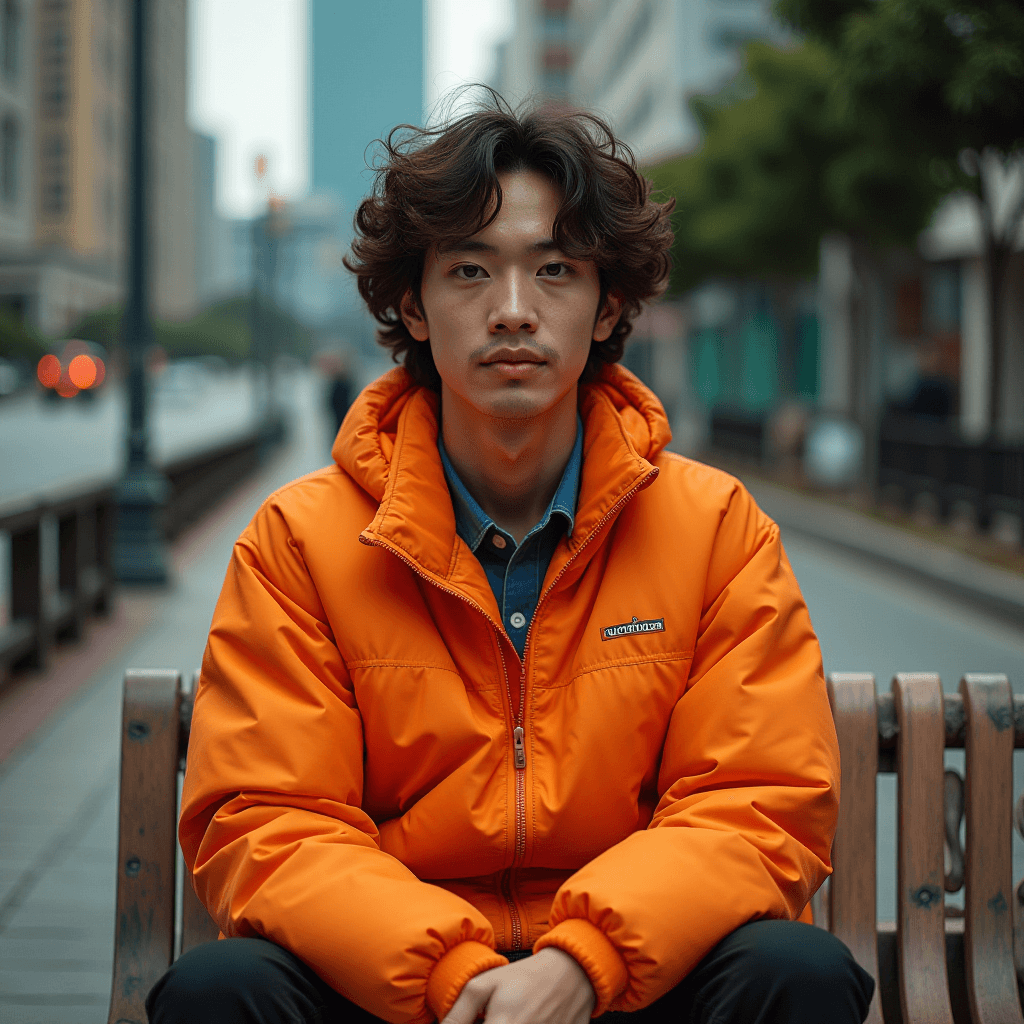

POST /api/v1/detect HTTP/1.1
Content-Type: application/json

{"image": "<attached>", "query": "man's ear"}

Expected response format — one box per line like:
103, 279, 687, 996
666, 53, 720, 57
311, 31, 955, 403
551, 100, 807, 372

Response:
400, 290, 430, 342
593, 291, 623, 343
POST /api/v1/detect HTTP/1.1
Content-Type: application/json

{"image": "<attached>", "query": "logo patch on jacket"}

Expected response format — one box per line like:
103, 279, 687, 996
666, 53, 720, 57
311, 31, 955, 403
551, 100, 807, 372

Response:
601, 616, 666, 641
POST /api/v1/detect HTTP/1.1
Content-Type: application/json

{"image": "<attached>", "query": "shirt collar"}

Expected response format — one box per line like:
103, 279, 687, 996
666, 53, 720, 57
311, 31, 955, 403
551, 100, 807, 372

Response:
439, 416, 583, 553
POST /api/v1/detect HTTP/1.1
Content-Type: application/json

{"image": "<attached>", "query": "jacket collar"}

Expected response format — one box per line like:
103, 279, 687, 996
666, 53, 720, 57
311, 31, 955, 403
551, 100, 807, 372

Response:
334, 364, 670, 590
438, 415, 583, 553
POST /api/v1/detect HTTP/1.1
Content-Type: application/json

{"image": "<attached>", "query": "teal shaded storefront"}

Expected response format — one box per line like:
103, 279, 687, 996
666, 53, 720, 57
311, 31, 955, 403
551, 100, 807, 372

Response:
690, 287, 819, 414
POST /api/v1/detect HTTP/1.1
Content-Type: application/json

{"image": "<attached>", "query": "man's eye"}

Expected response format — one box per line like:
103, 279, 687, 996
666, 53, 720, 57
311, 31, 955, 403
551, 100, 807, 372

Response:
454, 265, 486, 280
539, 262, 569, 277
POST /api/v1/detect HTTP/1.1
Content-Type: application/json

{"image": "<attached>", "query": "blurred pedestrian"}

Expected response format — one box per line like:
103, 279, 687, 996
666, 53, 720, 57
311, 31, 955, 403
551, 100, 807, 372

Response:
322, 351, 355, 437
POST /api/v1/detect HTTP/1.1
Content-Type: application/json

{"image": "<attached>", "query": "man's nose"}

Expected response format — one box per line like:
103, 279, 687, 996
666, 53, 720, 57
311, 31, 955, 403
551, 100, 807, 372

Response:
488, 270, 538, 335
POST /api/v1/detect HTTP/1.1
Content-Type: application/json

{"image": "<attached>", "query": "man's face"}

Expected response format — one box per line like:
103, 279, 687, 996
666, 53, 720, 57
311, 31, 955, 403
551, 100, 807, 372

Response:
401, 170, 621, 420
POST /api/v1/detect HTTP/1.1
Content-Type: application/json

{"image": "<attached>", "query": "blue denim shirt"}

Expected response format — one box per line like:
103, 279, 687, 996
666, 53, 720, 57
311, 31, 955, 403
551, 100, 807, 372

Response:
438, 418, 583, 658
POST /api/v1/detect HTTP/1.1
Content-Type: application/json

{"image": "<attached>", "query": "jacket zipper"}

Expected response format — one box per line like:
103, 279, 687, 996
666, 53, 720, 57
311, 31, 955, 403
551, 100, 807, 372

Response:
504, 466, 660, 940
358, 534, 528, 946
359, 463, 658, 952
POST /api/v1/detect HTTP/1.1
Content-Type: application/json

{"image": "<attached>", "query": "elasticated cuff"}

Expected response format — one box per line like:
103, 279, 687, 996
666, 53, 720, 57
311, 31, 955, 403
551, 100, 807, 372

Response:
426, 940, 508, 1021
533, 918, 629, 1016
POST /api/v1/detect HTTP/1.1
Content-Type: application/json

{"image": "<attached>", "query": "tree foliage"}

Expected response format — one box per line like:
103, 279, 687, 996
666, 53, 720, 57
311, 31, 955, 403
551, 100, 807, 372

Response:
68, 295, 313, 364
0, 313, 47, 362
649, 39, 946, 292
776, 0, 1024, 428
777, 0, 1024, 160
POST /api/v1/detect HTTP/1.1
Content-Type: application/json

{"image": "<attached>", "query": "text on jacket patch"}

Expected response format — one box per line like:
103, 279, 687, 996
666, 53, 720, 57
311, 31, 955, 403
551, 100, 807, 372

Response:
601, 616, 666, 641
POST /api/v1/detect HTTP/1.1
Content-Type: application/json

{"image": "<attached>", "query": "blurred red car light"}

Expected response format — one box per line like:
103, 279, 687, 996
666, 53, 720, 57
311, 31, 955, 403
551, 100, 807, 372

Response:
37, 354, 61, 388
68, 354, 98, 389
55, 375, 79, 398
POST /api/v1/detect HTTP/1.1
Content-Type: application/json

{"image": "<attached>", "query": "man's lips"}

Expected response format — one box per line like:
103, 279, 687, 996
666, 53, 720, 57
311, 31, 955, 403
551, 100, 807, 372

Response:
481, 348, 546, 366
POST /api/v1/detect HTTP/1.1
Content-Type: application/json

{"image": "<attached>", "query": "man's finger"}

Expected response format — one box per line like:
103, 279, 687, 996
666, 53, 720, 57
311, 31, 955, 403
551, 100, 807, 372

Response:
441, 977, 492, 1024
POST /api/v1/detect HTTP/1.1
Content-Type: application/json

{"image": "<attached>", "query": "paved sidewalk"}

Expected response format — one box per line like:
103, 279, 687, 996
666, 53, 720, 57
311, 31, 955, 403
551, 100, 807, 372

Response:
742, 477, 1024, 628
0, 378, 332, 1023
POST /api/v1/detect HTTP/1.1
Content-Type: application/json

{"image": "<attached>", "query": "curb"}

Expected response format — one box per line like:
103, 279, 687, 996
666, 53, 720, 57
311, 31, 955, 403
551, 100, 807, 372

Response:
744, 478, 1024, 630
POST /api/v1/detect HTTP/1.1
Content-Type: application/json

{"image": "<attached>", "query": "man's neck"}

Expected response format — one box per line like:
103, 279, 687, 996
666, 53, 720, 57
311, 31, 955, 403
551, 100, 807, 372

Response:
440, 387, 579, 545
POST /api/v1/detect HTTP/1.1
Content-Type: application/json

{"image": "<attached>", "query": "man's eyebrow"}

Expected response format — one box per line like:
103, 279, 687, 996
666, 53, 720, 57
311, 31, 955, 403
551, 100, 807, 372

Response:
528, 238, 561, 254
439, 240, 498, 256
438, 238, 563, 257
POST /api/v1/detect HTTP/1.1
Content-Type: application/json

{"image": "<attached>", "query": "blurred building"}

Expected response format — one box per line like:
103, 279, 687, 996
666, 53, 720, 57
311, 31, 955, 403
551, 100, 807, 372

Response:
0, 0, 34, 255
193, 130, 237, 308
491, 0, 574, 109
0, 0, 121, 335
570, 0, 782, 164
916, 188, 1024, 443
217, 193, 346, 325
149, 0, 197, 320
308, 0, 423, 331
0, 0, 201, 342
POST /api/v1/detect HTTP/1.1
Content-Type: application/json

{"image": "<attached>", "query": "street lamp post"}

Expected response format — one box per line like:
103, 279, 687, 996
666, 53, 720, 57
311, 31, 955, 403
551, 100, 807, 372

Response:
250, 195, 289, 461
114, 0, 169, 584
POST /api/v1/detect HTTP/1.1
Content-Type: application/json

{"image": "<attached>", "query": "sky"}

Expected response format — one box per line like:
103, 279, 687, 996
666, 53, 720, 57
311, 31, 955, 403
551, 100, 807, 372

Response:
190, 0, 512, 220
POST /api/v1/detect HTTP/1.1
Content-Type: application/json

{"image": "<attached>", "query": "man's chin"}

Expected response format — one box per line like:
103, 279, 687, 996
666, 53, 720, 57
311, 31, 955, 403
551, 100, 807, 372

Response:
485, 390, 546, 420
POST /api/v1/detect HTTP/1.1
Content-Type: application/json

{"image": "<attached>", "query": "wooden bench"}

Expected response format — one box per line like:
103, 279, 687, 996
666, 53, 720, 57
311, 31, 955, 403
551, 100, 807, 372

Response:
107, 668, 1024, 1024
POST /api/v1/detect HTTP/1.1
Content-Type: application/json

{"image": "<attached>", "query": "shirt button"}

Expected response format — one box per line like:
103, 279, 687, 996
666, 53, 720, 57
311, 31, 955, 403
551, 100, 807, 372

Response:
491, 534, 507, 550
509, 611, 527, 630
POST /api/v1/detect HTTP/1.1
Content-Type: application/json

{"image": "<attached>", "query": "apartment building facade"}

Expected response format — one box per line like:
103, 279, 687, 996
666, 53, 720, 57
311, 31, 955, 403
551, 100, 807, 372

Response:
0, 0, 198, 342
570, 0, 780, 165
0, 0, 34, 255
491, 0, 574, 109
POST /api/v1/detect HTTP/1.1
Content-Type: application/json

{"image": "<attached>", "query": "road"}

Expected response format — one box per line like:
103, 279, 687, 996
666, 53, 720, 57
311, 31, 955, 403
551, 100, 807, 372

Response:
0, 364, 262, 506
783, 529, 1024, 920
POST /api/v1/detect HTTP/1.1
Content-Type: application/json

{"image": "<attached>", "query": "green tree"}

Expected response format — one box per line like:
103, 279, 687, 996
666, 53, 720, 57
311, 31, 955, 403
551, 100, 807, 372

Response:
648, 40, 944, 292
68, 295, 313, 365
776, 0, 1024, 430
648, 39, 945, 427
0, 312, 46, 363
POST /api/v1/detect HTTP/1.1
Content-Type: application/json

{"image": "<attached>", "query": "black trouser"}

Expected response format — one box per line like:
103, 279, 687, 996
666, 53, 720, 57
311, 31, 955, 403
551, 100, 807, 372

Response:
147, 920, 875, 1024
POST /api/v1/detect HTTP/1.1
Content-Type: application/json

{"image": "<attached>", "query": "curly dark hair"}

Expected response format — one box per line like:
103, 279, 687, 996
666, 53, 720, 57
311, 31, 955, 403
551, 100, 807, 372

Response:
344, 90, 675, 390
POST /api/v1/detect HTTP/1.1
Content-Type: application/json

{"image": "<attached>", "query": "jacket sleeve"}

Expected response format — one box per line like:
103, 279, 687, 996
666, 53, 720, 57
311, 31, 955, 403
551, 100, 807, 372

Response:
533, 482, 839, 1014
179, 497, 507, 1024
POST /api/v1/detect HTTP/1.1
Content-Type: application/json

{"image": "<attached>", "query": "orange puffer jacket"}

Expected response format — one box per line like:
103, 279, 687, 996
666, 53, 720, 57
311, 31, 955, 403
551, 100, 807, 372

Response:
180, 364, 839, 1024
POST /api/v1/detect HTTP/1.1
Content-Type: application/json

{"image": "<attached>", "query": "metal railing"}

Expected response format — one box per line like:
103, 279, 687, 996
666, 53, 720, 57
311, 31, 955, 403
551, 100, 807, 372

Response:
0, 417, 284, 685
878, 416, 1024, 531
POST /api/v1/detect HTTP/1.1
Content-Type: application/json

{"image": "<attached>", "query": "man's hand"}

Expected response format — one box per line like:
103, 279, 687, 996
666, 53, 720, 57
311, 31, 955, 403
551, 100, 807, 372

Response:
442, 947, 596, 1024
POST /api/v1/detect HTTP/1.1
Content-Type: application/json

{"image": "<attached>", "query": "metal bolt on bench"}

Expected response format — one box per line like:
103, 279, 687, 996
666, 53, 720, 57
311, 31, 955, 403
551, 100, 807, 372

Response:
107, 669, 1024, 1024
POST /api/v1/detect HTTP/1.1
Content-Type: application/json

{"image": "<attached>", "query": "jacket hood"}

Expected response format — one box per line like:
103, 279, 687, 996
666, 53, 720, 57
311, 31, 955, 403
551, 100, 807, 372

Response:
331, 362, 673, 505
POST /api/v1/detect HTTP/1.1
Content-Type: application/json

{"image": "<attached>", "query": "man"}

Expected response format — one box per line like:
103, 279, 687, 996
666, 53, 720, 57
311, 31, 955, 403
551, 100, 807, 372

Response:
148, 100, 874, 1024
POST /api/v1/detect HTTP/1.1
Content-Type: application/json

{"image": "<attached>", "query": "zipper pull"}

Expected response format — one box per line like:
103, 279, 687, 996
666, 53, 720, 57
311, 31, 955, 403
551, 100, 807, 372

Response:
513, 726, 526, 769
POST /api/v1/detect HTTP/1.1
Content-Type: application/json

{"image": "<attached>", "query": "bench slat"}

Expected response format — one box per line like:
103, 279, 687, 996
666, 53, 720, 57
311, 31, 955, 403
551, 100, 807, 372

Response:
961, 674, 1023, 1024
894, 672, 956, 1024
107, 670, 181, 1024
828, 672, 885, 1024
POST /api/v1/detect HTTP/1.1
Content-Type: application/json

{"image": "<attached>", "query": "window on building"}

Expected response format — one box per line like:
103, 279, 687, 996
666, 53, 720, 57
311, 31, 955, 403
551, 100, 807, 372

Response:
39, 2, 70, 120
895, 277, 924, 339
604, 0, 653, 92
103, 179, 115, 233
40, 131, 68, 216
2, 1, 20, 79
1, 115, 18, 203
